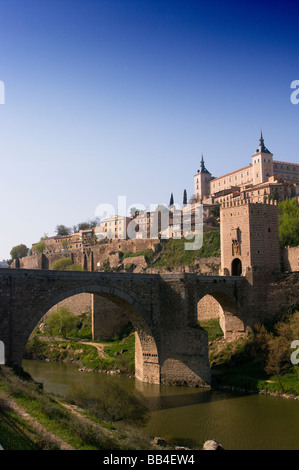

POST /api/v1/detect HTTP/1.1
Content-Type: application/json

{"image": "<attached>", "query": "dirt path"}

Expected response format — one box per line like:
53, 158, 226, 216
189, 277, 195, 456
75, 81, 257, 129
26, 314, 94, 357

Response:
0, 393, 74, 450
79, 341, 107, 358
34, 336, 108, 358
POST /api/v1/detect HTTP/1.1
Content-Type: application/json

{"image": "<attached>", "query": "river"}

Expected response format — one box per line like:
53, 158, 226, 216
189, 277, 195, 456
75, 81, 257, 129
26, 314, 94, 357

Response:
22, 359, 299, 450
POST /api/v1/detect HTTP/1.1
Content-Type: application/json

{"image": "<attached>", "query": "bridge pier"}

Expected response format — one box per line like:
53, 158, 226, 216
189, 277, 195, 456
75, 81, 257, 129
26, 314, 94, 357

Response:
92, 294, 129, 341
159, 326, 211, 386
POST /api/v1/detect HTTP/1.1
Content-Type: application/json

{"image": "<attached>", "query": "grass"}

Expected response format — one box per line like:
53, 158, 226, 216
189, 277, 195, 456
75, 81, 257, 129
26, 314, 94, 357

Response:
198, 318, 224, 341
122, 248, 155, 263
0, 407, 39, 450
152, 231, 220, 268
0, 365, 161, 450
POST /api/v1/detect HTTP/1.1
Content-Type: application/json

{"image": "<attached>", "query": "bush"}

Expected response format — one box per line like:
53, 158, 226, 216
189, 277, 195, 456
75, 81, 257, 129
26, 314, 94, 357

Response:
51, 257, 83, 271
52, 257, 73, 270
278, 199, 299, 247
66, 381, 148, 424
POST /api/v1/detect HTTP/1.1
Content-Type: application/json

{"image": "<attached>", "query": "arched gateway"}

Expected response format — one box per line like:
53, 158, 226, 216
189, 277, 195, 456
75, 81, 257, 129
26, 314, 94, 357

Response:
0, 269, 251, 387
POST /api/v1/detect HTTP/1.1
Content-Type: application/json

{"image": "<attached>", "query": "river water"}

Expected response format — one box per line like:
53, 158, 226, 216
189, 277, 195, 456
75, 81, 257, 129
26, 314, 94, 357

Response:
22, 359, 299, 450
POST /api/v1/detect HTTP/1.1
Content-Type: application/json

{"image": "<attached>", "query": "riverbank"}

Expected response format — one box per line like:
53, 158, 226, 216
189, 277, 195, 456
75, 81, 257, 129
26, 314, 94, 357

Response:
0, 365, 184, 451
24, 332, 135, 377
25, 308, 299, 399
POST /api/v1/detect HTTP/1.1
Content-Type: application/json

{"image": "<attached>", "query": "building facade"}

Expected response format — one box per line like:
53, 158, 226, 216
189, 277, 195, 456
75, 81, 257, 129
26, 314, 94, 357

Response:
194, 133, 299, 205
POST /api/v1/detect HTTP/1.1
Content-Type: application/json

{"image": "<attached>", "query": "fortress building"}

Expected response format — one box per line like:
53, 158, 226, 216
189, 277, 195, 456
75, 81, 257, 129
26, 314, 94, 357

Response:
220, 198, 280, 277
194, 133, 299, 206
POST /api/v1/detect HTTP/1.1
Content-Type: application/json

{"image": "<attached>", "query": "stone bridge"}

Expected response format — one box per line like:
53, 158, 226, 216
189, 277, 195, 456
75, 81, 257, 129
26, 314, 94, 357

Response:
0, 268, 257, 386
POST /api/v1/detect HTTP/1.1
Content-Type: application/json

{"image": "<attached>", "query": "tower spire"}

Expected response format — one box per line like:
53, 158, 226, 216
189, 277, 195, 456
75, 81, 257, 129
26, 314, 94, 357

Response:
256, 130, 271, 154
198, 154, 210, 174
259, 130, 264, 149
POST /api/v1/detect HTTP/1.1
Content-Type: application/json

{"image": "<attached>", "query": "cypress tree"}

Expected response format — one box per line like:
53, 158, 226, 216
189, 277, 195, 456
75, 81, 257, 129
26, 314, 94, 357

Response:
183, 189, 187, 205
169, 193, 174, 206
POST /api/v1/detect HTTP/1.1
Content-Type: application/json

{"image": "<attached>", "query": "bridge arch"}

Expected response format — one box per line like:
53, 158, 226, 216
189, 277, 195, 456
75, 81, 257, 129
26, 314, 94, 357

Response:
197, 291, 245, 341
21, 284, 160, 385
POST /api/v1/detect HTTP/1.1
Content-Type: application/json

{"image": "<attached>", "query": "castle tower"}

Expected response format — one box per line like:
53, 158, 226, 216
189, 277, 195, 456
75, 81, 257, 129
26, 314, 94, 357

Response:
220, 199, 280, 276
251, 131, 274, 185
194, 155, 212, 202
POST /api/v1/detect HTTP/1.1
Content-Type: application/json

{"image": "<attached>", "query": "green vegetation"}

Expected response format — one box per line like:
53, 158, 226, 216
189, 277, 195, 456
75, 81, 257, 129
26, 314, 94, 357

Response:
122, 248, 155, 263
0, 366, 156, 450
51, 257, 83, 271
25, 334, 135, 376
0, 406, 38, 450
278, 198, 299, 247
55, 224, 72, 236
198, 318, 224, 341
10, 244, 29, 260
204, 310, 299, 396
34, 237, 47, 255
25, 309, 135, 375
153, 231, 220, 268
66, 380, 147, 424
42, 307, 82, 339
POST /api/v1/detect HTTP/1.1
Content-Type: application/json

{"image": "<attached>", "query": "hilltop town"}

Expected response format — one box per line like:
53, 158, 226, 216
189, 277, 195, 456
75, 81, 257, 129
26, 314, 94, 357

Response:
7, 133, 299, 276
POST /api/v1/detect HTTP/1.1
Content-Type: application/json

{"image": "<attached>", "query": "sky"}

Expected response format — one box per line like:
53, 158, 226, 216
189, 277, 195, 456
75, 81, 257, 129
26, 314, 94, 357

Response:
0, 0, 298, 260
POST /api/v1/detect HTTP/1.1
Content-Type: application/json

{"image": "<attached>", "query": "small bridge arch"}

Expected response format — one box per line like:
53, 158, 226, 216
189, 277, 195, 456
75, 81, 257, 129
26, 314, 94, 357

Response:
194, 277, 246, 341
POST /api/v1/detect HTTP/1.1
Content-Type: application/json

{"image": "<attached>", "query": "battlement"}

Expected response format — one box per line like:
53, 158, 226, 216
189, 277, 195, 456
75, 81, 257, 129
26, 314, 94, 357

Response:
221, 199, 277, 208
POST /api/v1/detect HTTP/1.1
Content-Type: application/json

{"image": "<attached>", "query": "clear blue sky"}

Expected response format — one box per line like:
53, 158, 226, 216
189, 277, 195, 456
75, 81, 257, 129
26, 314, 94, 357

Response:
0, 0, 298, 260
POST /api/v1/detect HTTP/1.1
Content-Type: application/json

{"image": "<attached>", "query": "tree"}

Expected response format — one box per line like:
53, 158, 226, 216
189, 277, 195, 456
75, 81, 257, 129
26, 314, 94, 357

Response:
35, 239, 46, 255
278, 199, 299, 247
183, 189, 187, 205
130, 207, 139, 217
265, 335, 290, 393
34, 234, 48, 254
10, 244, 29, 260
55, 225, 72, 236
169, 193, 174, 207
211, 205, 220, 218
44, 307, 77, 339
188, 194, 198, 204
269, 187, 280, 202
